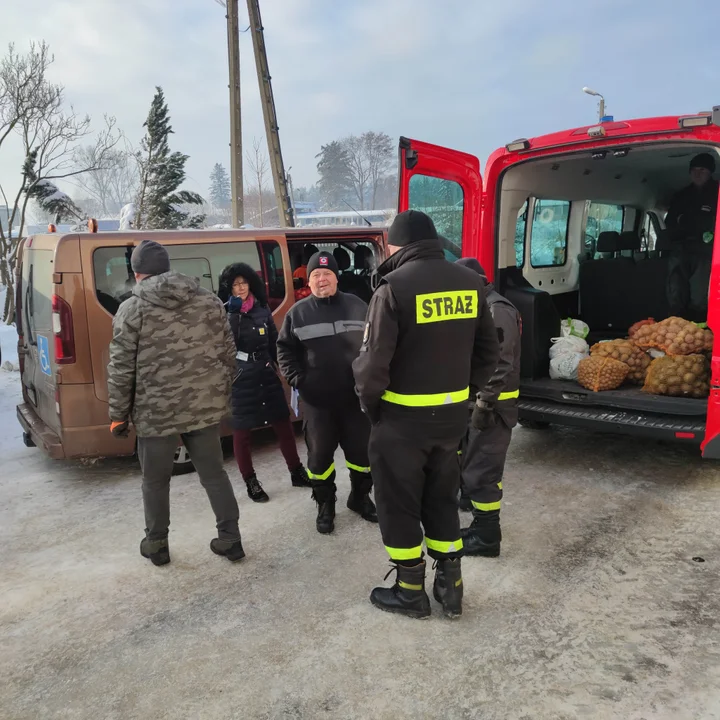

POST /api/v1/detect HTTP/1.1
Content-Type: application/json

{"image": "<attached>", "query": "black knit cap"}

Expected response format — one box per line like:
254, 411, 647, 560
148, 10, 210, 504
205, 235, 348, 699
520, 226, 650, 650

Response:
690, 152, 716, 173
307, 250, 339, 279
456, 256, 487, 278
388, 210, 438, 247
131, 239, 170, 276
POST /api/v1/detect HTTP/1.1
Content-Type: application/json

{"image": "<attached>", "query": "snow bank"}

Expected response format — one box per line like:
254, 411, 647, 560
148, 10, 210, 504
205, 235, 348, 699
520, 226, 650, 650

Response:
0, 286, 20, 372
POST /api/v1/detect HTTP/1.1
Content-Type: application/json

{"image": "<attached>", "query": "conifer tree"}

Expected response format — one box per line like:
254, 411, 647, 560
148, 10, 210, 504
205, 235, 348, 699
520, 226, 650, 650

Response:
135, 87, 204, 229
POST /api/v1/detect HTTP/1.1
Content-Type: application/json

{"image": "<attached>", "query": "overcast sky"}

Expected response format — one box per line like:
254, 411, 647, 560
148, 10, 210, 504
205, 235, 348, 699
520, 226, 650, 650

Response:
1, 0, 719, 207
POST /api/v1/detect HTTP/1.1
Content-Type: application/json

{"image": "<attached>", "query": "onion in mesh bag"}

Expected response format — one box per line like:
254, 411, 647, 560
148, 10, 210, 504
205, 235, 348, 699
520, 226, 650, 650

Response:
589, 338, 651, 384
577, 356, 629, 392
633, 316, 706, 355
642, 354, 710, 398
550, 352, 585, 380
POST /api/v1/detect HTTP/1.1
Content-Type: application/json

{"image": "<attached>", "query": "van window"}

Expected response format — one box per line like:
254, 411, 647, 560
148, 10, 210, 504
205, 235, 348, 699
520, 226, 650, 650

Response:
515, 199, 528, 267
408, 174, 464, 260
27, 250, 54, 335
92, 241, 281, 315
530, 199, 569, 268
585, 202, 624, 254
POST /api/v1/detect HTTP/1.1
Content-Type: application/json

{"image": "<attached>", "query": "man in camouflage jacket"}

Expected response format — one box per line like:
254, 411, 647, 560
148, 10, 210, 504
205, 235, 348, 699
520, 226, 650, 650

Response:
107, 239, 244, 566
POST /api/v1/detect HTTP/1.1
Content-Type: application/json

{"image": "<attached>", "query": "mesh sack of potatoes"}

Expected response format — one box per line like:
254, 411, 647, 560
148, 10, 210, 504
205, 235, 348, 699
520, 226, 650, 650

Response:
590, 339, 651, 384
703, 328, 714, 352
632, 316, 707, 355
628, 318, 656, 338
642, 354, 710, 398
577, 355, 629, 392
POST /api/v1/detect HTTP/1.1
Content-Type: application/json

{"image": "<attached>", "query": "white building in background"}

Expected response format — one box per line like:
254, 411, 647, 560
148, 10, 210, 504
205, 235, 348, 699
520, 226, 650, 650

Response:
294, 208, 395, 228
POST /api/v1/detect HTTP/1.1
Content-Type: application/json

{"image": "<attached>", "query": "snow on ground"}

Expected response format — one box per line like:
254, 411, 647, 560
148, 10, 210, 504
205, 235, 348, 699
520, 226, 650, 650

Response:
0, 286, 20, 371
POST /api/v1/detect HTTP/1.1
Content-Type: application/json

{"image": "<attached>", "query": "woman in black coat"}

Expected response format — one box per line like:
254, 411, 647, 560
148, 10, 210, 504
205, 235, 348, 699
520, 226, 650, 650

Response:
219, 263, 311, 502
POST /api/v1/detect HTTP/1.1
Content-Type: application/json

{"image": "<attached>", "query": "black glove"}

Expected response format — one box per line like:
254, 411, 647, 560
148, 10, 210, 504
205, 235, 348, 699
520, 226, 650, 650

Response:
471, 400, 495, 431
110, 420, 130, 438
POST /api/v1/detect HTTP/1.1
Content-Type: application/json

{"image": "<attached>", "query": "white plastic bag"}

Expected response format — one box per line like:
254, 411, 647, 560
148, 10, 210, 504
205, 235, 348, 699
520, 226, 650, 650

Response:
550, 352, 585, 380
561, 318, 590, 339
549, 335, 589, 359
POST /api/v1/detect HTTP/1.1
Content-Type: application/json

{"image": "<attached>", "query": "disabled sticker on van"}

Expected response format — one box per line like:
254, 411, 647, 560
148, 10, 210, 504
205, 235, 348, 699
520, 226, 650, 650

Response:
37, 335, 52, 376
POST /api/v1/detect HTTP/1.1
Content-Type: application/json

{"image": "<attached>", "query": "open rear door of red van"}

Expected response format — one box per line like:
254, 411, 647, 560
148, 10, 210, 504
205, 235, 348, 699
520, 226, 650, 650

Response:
397, 137, 483, 261
702, 189, 720, 457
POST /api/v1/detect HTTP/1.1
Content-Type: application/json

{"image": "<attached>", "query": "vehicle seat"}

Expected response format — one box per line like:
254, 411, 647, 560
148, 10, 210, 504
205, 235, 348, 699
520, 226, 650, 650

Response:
502, 267, 561, 379
579, 231, 632, 331
338, 245, 373, 303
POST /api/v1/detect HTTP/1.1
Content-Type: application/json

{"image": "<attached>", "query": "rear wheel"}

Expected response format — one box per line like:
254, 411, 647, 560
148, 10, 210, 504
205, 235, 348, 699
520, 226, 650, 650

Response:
172, 443, 195, 475
518, 418, 551, 430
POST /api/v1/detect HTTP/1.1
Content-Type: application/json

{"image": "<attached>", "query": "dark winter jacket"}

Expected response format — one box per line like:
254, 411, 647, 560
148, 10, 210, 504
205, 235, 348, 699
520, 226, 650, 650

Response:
277, 291, 368, 409
352, 240, 500, 426
226, 301, 289, 430
456, 258, 521, 427
219, 263, 290, 430
665, 178, 719, 241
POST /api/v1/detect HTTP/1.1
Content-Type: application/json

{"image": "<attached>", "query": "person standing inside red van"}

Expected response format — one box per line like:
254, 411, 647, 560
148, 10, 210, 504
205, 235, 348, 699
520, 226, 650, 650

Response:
107, 239, 245, 567
218, 262, 311, 503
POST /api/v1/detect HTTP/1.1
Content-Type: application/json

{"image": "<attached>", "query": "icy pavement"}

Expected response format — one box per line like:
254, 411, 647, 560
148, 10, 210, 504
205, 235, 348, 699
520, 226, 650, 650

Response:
1, 370, 720, 719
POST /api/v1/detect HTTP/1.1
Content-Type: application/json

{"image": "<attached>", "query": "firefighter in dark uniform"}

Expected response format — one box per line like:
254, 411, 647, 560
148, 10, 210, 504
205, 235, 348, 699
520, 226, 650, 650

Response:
665, 152, 719, 319
353, 211, 500, 619
277, 251, 377, 535
455, 257, 520, 558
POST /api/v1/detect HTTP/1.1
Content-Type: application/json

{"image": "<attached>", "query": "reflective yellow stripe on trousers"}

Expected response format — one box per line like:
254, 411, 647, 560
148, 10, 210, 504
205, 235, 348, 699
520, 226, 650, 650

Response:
346, 461, 371, 474
307, 463, 335, 481
382, 387, 470, 407
385, 545, 423, 561
498, 390, 519, 401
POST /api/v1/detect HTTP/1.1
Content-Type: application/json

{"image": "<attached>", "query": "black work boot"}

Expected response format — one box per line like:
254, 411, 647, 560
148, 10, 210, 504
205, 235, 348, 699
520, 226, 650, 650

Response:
140, 538, 170, 566
312, 487, 336, 534
370, 561, 432, 619
461, 509, 501, 557
245, 474, 269, 503
210, 538, 246, 562
433, 558, 463, 618
347, 489, 378, 523
347, 475, 378, 523
290, 464, 312, 488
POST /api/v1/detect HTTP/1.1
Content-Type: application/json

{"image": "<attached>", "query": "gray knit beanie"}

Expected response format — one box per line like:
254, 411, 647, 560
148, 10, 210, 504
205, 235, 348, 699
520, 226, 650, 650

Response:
131, 240, 170, 276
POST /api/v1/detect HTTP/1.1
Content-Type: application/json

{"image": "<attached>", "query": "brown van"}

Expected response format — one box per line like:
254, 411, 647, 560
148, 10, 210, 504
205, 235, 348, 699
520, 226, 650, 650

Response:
15, 227, 387, 474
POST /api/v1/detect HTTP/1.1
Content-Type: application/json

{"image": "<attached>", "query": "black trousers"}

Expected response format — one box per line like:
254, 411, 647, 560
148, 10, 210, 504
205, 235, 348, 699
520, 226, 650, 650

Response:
369, 407, 464, 562
303, 401, 372, 497
459, 414, 512, 513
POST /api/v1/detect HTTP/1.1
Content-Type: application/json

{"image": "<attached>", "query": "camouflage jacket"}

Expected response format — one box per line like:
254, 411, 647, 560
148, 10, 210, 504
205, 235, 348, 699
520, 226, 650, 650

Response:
107, 271, 236, 437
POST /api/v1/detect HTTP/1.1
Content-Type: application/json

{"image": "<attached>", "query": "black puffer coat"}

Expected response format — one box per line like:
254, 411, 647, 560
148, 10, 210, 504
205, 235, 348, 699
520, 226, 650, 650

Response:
219, 263, 290, 431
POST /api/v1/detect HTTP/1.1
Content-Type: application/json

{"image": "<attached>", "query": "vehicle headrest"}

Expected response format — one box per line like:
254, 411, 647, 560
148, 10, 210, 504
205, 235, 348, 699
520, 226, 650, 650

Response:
333, 246, 351, 271
354, 245, 373, 271
596, 231, 620, 253
618, 231, 641, 252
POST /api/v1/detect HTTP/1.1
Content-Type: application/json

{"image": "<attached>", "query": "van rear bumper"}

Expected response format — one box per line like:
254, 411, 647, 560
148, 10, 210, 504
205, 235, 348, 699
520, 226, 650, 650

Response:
518, 398, 705, 445
17, 403, 65, 459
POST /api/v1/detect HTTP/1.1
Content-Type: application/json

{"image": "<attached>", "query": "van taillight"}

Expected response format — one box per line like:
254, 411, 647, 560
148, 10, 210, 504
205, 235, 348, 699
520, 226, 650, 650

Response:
51, 294, 75, 364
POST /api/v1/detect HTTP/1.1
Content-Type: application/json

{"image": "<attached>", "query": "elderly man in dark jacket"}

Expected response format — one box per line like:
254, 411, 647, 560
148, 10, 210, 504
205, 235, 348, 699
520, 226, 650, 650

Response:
108, 239, 244, 566
277, 250, 376, 535
456, 257, 521, 558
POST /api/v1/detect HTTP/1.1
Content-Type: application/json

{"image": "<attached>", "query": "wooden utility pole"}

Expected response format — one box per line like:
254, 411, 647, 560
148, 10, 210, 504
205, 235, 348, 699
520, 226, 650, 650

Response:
246, 0, 294, 227
226, 0, 244, 226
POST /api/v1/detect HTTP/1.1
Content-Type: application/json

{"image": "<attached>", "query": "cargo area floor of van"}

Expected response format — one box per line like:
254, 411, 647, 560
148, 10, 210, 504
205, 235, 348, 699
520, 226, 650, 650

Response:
520, 378, 707, 417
